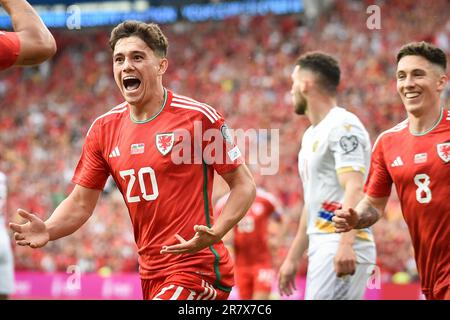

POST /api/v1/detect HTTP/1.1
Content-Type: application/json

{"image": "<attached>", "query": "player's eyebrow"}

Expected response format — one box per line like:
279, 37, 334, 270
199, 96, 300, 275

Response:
396, 68, 426, 76
113, 50, 147, 58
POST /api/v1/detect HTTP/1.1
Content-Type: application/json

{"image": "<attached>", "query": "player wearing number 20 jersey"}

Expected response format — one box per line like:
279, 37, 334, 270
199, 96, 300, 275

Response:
72, 88, 242, 294
365, 108, 450, 298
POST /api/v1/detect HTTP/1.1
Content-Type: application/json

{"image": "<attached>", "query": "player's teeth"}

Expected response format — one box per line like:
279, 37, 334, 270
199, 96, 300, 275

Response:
405, 92, 419, 98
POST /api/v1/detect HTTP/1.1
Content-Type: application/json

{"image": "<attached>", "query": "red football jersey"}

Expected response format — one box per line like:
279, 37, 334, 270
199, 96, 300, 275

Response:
365, 109, 450, 295
0, 31, 20, 70
73, 89, 243, 291
216, 189, 281, 267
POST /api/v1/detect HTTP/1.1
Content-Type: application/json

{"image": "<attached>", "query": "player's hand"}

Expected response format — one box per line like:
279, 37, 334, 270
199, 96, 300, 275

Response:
334, 243, 356, 277
278, 259, 298, 296
332, 208, 359, 233
160, 225, 221, 255
9, 208, 49, 248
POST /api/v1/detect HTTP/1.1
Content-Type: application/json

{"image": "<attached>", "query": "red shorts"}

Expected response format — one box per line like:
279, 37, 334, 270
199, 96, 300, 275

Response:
235, 265, 274, 300
141, 272, 230, 300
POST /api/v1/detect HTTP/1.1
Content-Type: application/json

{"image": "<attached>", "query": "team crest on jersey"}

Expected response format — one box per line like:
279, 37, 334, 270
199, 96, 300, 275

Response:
339, 135, 359, 154
343, 124, 353, 132
312, 140, 319, 152
437, 142, 450, 163
156, 132, 175, 156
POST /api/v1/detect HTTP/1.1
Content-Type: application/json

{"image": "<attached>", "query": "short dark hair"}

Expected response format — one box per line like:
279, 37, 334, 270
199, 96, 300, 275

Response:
397, 41, 447, 71
109, 20, 168, 58
296, 52, 341, 93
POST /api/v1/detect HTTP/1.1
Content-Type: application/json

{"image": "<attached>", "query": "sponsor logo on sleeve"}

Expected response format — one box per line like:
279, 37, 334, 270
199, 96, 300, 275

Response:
228, 146, 241, 161
339, 135, 359, 154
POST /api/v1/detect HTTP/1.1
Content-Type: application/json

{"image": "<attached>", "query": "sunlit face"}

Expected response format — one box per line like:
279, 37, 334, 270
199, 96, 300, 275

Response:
291, 65, 308, 115
396, 55, 447, 115
113, 36, 167, 107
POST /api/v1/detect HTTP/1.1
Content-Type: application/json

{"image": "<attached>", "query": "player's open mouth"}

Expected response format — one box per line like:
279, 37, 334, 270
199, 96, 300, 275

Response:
123, 76, 141, 91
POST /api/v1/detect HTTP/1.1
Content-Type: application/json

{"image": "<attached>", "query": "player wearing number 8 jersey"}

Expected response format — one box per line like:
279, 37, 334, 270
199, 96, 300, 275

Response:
333, 42, 450, 300
9, 21, 256, 300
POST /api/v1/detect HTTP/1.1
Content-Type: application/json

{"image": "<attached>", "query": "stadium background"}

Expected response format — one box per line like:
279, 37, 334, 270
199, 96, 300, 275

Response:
0, 0, 449, 299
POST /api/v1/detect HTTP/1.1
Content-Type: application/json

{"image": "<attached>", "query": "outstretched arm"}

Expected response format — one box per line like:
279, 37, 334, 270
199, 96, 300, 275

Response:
333, 194, 389, 232
1, 0, 56, 65
10, 184, 101, 248
160, 164, 256, 254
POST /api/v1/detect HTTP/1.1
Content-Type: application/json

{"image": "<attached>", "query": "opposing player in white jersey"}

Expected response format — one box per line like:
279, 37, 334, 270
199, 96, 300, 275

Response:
278, 52, 376, 299
0, 172, 14, 299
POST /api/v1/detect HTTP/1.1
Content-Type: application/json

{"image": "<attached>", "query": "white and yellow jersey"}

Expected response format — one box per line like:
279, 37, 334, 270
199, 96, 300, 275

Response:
0, 170, 14, 296
298, 107, 374, 242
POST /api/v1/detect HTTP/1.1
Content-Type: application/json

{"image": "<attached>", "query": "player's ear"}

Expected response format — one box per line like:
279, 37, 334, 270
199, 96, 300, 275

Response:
436, 73, 448, 92
158, 58, 168, 75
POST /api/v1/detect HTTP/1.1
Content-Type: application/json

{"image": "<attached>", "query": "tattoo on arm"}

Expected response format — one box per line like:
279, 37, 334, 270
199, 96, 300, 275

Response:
354, 205, 380, 229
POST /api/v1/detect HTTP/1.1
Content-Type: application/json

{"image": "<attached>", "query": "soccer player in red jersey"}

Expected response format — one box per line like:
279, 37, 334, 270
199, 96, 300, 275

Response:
0, 0, 56, 70
216, 188, 282, 299
333, 42, 450, 300
9, 21, 256, 300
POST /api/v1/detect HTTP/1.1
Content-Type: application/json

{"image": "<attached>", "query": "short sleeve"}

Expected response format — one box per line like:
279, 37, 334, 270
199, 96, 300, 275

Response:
328, 121, 370, 174
202, 110, 243, 175
364, 136, 393, 197
72, 125, 110, 190
0, 32, 20, 70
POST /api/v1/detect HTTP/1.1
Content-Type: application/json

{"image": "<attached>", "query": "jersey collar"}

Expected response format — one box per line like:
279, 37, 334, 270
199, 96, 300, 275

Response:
409, 108, 444, 136
130, 88, 168, 124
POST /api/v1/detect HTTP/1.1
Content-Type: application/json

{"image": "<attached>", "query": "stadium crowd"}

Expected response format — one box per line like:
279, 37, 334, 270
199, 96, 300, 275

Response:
0, 0, 448, 283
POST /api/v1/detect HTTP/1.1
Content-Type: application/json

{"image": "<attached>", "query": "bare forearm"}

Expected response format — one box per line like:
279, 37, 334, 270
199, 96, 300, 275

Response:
45, 186, 100, 241
333, 194, 387, 233
285, 208, 308, 263
45, 199, 92, 241
1, 0, 43, 30
339, 177, 364, 244
1, 0, 56, 64
353, 199, 381, 229
213, 183, 255, 239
